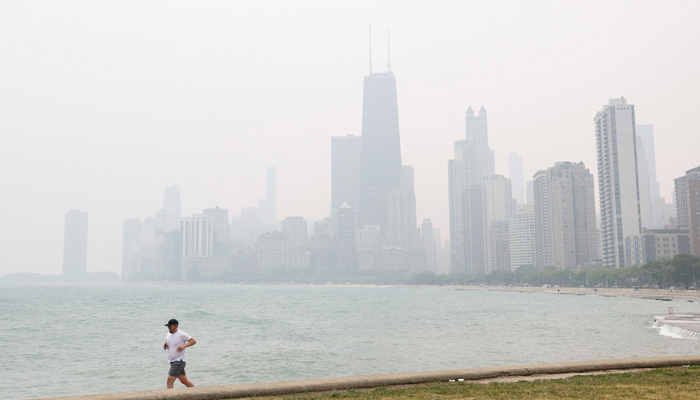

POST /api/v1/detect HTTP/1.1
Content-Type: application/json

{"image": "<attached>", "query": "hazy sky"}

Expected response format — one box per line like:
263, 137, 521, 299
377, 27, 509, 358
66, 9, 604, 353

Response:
2, 1, 699, 276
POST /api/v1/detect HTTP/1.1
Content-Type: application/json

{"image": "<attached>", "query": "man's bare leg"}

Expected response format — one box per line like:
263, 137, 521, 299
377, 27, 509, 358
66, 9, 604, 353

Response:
178, 374, 194, 387
167, 375, 177, 389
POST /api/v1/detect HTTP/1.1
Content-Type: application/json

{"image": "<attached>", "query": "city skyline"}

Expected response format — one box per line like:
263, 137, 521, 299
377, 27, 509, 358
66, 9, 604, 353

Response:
2, 1, 700, 276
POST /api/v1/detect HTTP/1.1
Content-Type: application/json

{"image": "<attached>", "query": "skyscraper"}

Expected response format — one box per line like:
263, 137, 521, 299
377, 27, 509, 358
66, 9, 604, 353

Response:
331, 135, 362, 211
465, 106, 495, 182
63, 209, 88, 276
336, 201, 356, 272
595, 98, 642, 268
483, 175, 513, 272
532, 170, 552, 268
163, 185, 181, 232
121, 219, 142, 280
636, 125, 661, 199
358, 71, 402, 230
259, 167, 277, 224
509, 151, 525, 205
203, 206, 230, 244
384, 166, 420, 251
447, 107, 494, 274
421, 219, 436, 273
331, 135, 362, 237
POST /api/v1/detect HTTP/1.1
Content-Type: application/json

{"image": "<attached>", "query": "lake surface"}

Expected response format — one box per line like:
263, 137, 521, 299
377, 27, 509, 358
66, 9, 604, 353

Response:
2, 284, 700, 399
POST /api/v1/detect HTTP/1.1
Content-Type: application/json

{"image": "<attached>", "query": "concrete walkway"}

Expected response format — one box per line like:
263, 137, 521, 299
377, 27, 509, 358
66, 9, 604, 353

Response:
36, 355, 700, 400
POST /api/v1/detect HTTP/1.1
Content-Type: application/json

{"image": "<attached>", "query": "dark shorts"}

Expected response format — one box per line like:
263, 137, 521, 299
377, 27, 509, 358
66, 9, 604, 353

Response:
168, 360, 186, 377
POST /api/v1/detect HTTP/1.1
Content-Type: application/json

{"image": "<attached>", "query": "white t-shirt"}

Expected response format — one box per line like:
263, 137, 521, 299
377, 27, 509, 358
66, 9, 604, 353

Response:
165, 329, 192, 362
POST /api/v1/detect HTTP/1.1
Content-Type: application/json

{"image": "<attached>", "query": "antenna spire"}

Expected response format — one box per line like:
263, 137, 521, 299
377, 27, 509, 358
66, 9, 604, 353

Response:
387, 28, 391, 72
368, 21, 373, 75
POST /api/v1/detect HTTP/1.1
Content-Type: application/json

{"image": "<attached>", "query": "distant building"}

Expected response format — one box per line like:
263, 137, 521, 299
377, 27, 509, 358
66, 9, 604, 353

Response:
532, 170, 552, 268
182, 214, 214, 258
488, 221, 510, 272
283, 216, 307, 251
358, 71, 402, 231
63, 209, 88, 276
675, 166, 700, 256
509, 205, 535, 269
626, 229, 690, 266
121, 219, 142, 280
595, 98, 642, 267
331, 134, 362, 233
309, 235, 332, 271
448, 106, 494, 274
203, 206, 230, 253
384, 166, 420, 251
356, 225, 381, 252
163, 185, 181, 232
548, 162, 599, 269
483, 175, 513, 273
258, 167, 277, 224
509, 151, 525, 205
421, 219, 437, 273
336, 201, 356, 272
533, 162, 599, 269
257, 231, 289, 273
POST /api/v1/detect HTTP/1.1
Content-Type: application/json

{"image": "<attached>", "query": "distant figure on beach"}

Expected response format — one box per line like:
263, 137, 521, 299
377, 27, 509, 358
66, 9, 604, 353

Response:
163, 318, 197, 389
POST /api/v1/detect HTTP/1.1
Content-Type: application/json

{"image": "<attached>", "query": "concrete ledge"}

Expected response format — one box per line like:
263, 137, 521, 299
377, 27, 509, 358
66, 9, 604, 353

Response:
38, 355, 700, 400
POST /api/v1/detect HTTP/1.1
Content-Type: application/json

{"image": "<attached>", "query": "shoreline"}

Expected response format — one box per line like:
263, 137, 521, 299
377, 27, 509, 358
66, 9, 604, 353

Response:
34, 355, 700, 400
5, 280, 699, 302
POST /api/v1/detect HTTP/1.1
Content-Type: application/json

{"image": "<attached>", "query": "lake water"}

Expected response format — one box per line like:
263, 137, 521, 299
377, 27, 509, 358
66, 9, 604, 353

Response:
3, 284, 700, 400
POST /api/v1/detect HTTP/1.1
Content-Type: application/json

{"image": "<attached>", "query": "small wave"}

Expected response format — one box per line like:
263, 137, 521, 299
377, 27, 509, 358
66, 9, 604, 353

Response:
652, 320, 700, 340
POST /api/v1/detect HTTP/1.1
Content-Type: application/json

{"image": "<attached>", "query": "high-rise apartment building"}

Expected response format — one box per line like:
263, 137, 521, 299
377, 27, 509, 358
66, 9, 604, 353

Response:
532, 171, 552, 268
358, 71, 402, 230
595, 98, 642, 268
509, 151, 525, 205
675, 166, 700, 256
63, 209, 88, 276
547, 162, 599, 269
533, 163, 599, 269
483, 175, 513, 272
509, 205, 535, 269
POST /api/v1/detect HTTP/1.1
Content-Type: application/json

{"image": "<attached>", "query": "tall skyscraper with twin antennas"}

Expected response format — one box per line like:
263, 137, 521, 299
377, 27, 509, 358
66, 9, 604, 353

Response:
358, 27, 402, 230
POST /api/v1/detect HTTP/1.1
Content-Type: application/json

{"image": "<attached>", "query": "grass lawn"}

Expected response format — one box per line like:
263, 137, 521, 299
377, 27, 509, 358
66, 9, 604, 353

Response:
242, 367, 700, 400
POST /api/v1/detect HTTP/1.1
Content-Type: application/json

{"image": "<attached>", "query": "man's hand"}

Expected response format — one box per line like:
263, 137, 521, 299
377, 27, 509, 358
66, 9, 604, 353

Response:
163, 342, 168, 350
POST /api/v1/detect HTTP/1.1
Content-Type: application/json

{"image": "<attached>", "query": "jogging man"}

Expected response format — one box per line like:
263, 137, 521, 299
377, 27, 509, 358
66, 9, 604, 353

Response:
163, 318, 196, 389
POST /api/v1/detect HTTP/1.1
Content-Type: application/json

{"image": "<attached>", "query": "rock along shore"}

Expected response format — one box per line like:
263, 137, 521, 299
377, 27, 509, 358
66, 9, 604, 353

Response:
37, 355, 700, 400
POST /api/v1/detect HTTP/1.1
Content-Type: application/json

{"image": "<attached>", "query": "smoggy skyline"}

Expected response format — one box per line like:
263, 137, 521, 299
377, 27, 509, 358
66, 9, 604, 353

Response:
2, 1, 699, 276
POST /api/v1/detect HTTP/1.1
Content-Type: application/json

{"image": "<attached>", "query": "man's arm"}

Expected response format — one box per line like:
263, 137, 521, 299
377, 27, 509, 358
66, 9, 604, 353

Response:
177, 338, 196, 352
163, 341, 168, 350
